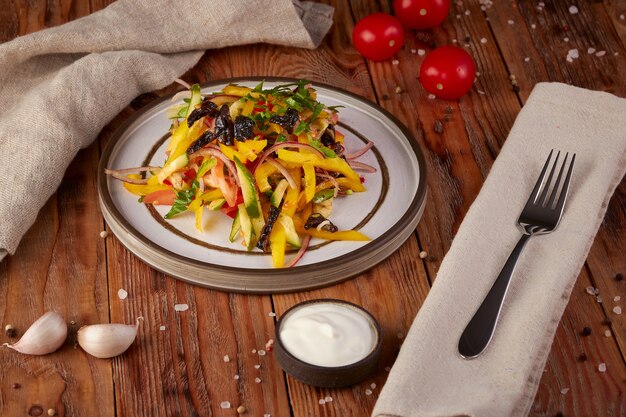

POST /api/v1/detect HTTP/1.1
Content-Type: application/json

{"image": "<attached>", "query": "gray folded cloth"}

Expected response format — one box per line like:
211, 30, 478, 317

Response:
0, 0, 333, 261
373, 83, 626, 417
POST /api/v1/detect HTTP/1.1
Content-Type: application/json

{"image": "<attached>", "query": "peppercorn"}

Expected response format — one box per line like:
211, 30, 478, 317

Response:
581, 327, 592, 336
577, 353, 588, 362
12, 383, 21, 389
555, 412, 564, 417
5, 324, 15, 338
615, 273, 624, 281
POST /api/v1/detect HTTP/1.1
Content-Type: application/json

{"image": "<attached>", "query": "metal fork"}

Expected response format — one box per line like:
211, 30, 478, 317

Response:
458, 150, 576, 359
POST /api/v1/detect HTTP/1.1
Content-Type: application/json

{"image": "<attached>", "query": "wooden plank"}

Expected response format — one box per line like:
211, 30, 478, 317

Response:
0, 1, 115, 416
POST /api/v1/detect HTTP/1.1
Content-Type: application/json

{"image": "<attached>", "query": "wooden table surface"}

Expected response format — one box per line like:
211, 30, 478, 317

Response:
1, 1, 625, 416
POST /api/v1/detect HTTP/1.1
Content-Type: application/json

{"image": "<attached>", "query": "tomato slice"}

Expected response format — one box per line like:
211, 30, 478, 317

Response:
143, 189, 176, 205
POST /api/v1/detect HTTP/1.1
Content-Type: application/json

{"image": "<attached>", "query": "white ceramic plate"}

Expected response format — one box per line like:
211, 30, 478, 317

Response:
98, 78, 427, 293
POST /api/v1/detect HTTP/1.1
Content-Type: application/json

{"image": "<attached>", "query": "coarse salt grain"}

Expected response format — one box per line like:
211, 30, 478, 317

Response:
613, 306, 622, 315
254, 364, 261, 369
566, 49, 579, 62
397, 332, 404, 340
477, 90, 486, 95
392, 59, 399, 65
564, 37, 570, 42
569, 5, 578, 14
255, 377, 262, 383
223, 355, 230, 362
428, 94, 436, 100
419, 251, 428, 259
411, 49, 417, 54
621, 14, 625, 20
587, 47, 596, 54
117, 289, 128, 300
418, 49, 426, 56
456, 14, 462, 19
252, 349, 257, 354
234, 374, 240, 380
384, 366, 391, 372
614, 296, 621, 302
370, 383, 377, 389
174, 304, 189, 312
268, 312, 276, 317
159, 325, 166, 331
365, 389, 373, 396
465, 10, 471, 16
480, 38, 487, 44
220, 401, 231, 409
531, 24, 537, 29
507, 20, 514, 25
325, 396, 333, 402
318, 399, 325, 405
605, 330, 612, 337
258, 349, 266, 356
597, 296, 603, 303
264, 414, 271, 417
586, 286, 595, 295
560, 388, 570, 394
598, 363, 606, 372
524, 57, 530, 62
100, 231, 108, 238
596, 51, 606, 57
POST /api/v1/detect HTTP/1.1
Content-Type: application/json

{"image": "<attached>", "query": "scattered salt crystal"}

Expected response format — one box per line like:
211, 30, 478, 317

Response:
255, 377, 262, 383
586, 286, 596, 295
258, 349, 266, 356
569, 5, 578, 14
428, 94, 436, 100
621, 14, 625, 21
597, 296, 603, 303
560, 388, 570, 394
117, 289, 128, 300
524, 57, 531, 62
223, 355, 230, 363
456, 14, 462, 19
159, 325, 167, 331
252, 349, 257, 354
234, 374, 240, 380
596, 51, 606, 57
418, 49, 426, 56
370, 383, 377, 389
587, 47, 596, 54
598, 363, 606, 372
264, 414, 271, 417
615, 52, 619, 56
324, 396, 333, 402
411, 49, 417, 54
539, 2, 545, 6
564, 37, 570, 42
507, 20, 514, 25
531, 24, 537, 29
614, 296, 621, 302
384, 366, 391, 372
100, 231, 108, 238
397, 332, 404, 340
452, 39, 458, 43
464, 10, 471, 16
392, 59, 399, 65
476, 72, 481, 76
480, 38, 487, 44
595, 288, 600, 295
318, 399, 325, 405
220, 401, 231, 409
477, 90, 486, 95
566, 49, 579, 63
254, 364, 261, 369
268, 312, 276, 317
419, 251, 428, 259
174, 304, 189, 312
365, 389, 373, 396
613, 306, 622, 315
605, 330, 612, 337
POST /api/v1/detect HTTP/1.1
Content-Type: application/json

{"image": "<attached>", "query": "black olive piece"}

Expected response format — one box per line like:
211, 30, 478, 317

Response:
256, 205, 281, 252
214, 104, 235, 146
234, 115, 255, 141
304, 213, 338, 233
320, 124, 336, 147
187, 131, 215, 155
269, 108, 299, 134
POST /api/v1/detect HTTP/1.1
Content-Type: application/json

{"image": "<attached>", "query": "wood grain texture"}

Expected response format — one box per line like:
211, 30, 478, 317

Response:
1, 1, 625, 417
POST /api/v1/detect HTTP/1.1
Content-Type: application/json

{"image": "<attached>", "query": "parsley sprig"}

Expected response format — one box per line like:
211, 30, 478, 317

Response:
164, 180, 198, 219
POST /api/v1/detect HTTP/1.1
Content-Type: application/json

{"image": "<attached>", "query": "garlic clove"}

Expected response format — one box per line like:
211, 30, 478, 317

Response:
3, 311, 67, 355
77, 317, 143, 359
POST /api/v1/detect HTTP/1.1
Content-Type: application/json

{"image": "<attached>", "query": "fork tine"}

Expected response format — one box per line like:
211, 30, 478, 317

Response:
554, 153, 576, 215
546, 152, 569, 209
538, 150, 560, 206
526, 149, 554, 206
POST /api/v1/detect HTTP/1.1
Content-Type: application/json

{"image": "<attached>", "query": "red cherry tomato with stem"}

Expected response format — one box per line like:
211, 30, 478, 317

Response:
393, 0, 451, 30
419, 46, 476, 100
352, 13, 404, 61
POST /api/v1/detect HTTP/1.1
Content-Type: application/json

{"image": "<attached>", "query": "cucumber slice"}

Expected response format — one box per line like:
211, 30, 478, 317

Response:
185, 84, 203, 118
229, 211, 241, 242
234, 156, 260, 218
270, 179, 289, 208
158, 153, 189, 183
208, 198, 225, 210
238, 204, 255, 251
278, 214, 301, 248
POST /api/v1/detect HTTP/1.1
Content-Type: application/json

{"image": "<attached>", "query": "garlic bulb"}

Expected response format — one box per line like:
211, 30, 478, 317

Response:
3, 311, 67, 355
77, 317, 143, 358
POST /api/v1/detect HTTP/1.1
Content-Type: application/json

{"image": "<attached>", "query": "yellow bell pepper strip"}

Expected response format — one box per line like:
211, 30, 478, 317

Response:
123, 175, 170, 196
276, 149, 360, 182
223, 85, 252, 97
166, 122, 190, 154
294, 218, 370, 241
236, 139, 267, 162
199, 189, 223, 203
302, 164, 316, 203
269, 222, 287, 268
241, 100, 255, 116
219, 143, 246, 162
254, 162, 279, 193
282, 168, 301, 217
194, 205, 204, 232
147, 175, 160, 186
315, 177, 365, 193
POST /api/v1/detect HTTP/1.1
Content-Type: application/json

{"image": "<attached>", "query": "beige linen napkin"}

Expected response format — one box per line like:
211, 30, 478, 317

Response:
0, 0, 333, 261
374, 83, 626, 417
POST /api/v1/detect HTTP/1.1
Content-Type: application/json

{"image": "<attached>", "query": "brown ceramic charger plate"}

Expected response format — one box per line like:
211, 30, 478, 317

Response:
98, 77, 427, 293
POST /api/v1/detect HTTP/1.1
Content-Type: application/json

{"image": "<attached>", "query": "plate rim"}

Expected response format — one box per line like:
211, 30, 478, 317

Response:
98, 76, 428, 293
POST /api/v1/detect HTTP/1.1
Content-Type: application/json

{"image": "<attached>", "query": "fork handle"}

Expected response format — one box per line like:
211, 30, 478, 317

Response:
458, 233, 531, 358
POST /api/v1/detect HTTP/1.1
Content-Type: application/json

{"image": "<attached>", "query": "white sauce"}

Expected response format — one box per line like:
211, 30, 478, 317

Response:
279, 302, 377, 367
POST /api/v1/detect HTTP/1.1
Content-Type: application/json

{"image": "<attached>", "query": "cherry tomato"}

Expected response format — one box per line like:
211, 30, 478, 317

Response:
419, 46, 476, 99
393, 0, 450, 29
352, 13, 404, 61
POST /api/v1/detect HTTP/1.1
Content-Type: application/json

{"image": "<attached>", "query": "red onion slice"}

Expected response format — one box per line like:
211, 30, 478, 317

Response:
105, 166, 161, 184
266, 157, 297, 189
347, 161, 377, 173
286, 235, 311, 268
344, 141, 374, 160
190, 147, 240, 187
